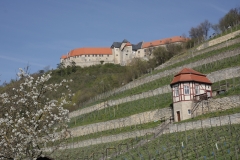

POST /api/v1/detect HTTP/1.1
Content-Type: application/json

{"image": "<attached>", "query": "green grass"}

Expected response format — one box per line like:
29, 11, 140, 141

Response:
48, 122, 240, 160
211, 24, 240, 40
67, 80, 240, 145
80, 44, 240, 109
66, 121, 162, 144
116, 123, 240, 160
68, 93, 172, 128
212, 77, 240, 91
69, 54, 240, 127
72, 54, 240, 123
152, 42, 240, 76
48, 137, 145, 160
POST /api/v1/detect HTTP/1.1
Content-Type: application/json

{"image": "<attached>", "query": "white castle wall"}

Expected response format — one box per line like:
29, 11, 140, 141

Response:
61, 54, 114, 67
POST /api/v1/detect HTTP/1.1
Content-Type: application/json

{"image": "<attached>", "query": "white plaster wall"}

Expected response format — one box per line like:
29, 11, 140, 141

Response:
173, 101, 192, 122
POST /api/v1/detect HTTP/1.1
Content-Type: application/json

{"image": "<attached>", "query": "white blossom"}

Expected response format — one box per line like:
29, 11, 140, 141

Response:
0, 68, 71, 159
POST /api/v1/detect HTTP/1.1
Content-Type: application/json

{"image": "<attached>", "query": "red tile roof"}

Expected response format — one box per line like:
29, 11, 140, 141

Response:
60, 47, 112, 59
170, 68, 212, 86
142, 36, 188, 48
61, 55, 67, 59
69, 47, 112, 56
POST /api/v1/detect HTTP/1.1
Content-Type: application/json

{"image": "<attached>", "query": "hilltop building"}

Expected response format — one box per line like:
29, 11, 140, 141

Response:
170, 68, 212, 122
60, 36, 188, 67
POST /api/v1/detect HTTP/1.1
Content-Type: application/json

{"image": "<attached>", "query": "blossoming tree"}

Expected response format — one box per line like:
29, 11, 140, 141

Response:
0, 69, 71, 159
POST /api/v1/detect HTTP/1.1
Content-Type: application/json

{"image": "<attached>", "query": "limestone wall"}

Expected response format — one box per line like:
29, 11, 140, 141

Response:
167, 113, 240, 133
156, 37, 240, 70
69, 94, 240, 138
70, 66, 240, 118
69, 107, 172, 137
192, 95, 240, 117
82, 47, 240, 107
62, 128, 156, 149
197, 30, 240, 50
62, 113, 240, 149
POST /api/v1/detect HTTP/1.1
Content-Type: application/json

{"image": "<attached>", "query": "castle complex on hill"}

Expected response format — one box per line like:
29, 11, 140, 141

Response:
60, 36, 188, 67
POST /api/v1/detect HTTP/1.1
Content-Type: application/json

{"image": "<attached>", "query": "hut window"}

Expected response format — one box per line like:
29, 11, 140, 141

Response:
184, 85, 190, 95
195, 85, 200, 95
174, 86, 179, 96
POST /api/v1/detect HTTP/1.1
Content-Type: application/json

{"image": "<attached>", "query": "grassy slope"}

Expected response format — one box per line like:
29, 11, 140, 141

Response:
47, 30, 240, 159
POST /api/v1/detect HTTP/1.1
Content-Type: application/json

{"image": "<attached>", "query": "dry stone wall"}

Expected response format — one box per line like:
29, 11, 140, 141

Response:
207, 67, 240, 83
63, 128, 155, 149
167, 113, 240, 133
197, 30, 240, 50
84, 47, 240, 106
157, 36, 240, 70
70, 66, 240, 118
193, 95, 240, 117
69, 95, 240, 138
62, 113, 240, 149
69, 107, 172, 137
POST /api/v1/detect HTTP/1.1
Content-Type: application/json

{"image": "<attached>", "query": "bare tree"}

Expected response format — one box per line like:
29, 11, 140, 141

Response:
200, 20, 211, 39
219, 8, 240, 31
189, 25, 204, 43
211, 24, 221, 35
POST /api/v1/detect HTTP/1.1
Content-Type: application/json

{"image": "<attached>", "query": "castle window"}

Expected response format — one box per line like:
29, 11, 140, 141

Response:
138, 51, 140, 53
88, 55, 90, 57
126, 54, 128, 56
188, 109, 191, 115
116, 54, 118, 56
184, 85, 190, 95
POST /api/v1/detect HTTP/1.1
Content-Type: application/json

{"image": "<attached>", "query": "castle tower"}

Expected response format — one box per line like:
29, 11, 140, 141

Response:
170, 68, 212, 122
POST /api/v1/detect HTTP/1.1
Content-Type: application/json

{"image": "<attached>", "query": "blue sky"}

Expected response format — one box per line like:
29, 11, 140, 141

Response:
0, 0, 239, 84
